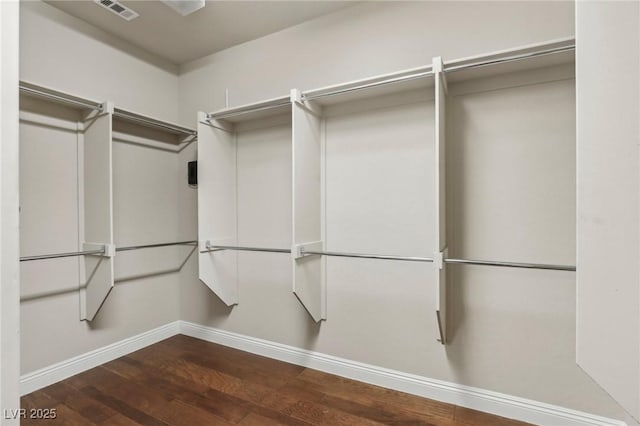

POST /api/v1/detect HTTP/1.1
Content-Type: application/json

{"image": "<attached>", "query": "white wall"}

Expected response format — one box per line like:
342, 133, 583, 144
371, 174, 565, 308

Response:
1, 0, 21, 423
576, 1, 640, 422
178, 1, 633, 422
19, 1, 187, 374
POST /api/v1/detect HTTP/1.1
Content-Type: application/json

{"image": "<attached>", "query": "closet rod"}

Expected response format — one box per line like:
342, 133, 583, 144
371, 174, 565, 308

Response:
444, 258, 575, 272
444, 44, 575, 73
20, 248, 105, 262
19, 84, 103, 111
302, 70, 434, 102
303, 251, 574, 271
202, 246, 574, 271
113, 109, 197, 136
20, 240, 199, 262
201, 245, 291, 254
203, 245, 434, 262
207, 98, 291, 121
116, 240, 198, 252
302, 249, 434, 263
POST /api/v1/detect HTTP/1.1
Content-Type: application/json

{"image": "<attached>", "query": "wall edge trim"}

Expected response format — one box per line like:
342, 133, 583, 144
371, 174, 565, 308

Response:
179, 321, 626, 426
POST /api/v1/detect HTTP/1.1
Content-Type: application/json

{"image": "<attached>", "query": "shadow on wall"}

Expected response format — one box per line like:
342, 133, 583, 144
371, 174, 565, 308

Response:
20, 247, 197, 332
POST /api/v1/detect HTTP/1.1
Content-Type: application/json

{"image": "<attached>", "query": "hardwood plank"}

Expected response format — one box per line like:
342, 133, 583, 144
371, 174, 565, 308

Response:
238, 412, 288, 426
154, 399, 236, 426
319, 393, 441, 425
284, 376, 453, 425
235, 389, 313, 426
63, 364, 124, 391
127, 346, 271, 404
120, 354, 210, 395
99, 414, 142, 426
50, 403, 98, 426
284, 399, 386, 426
128, 346, 244, 393
118, 354, 260, 424
87, 367, 171, 418
275, 378, 326, 404
160, 336, 303, 388
21, 390, 58, 411
167, 385, 252, 423
101, 357, 146, 380
40, 381, 119, 423
129, 349, 272, 406
298, 368, 455, 420
83, 386, 169, 426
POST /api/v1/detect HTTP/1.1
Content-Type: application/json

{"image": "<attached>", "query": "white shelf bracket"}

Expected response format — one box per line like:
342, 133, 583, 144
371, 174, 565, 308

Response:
433, 249, 444, 270
292, 240, 323, 260
432, 57, 448, 94
290, 88, 302, 104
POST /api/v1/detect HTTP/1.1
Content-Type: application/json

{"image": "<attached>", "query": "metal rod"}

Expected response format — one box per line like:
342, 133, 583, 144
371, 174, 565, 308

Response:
444, 44, 575, 73
208, 99, 291, 121
19, 85, 102, 111
303, 250, 574, 271
201, 245, 291, 254
303, 250, 434, 263
303, 70, 434, 102
116, 240, 198, 252
113, 109, 197, 136
444, 257, 575, 272
20, 248, 105, 262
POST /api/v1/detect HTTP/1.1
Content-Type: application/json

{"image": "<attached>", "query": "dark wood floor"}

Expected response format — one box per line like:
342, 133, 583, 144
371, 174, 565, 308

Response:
22, 335, 529, 425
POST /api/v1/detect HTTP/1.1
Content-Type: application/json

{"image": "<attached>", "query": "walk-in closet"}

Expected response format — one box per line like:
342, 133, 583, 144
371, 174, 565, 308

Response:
0, 1, 638, 425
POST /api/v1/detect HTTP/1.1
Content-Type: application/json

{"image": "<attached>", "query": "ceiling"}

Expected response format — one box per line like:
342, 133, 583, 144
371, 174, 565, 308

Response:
44, 1, 356, 65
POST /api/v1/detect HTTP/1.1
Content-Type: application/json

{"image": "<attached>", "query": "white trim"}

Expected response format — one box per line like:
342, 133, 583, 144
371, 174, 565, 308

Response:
19, 321, 181, 395
179, 321, 626, 426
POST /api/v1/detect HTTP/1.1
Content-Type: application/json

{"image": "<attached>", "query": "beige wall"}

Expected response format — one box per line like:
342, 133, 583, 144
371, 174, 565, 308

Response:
576, 1, 640, 422
178, 1, 632, 422
19, 1, 186, 373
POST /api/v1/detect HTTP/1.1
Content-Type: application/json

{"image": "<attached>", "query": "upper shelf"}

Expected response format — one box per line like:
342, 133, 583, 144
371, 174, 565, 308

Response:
302, 66, 435, 107
207, 95, 291, 124
20, 81, 102, 113
19, 81, 197, 138
113, 108, 196, 137
444, 38, 575, 84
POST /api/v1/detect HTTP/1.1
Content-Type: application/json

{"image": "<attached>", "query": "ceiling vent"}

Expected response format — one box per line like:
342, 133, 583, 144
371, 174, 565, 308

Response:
94, 0, 139, 21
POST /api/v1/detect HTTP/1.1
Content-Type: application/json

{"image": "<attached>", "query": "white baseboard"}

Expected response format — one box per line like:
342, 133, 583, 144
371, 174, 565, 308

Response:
179, 321, 626, 426
20, 321, 181, 396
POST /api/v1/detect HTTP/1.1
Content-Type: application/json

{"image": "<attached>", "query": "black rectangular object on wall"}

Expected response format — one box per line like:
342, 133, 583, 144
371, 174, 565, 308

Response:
188, 161, 197, 185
